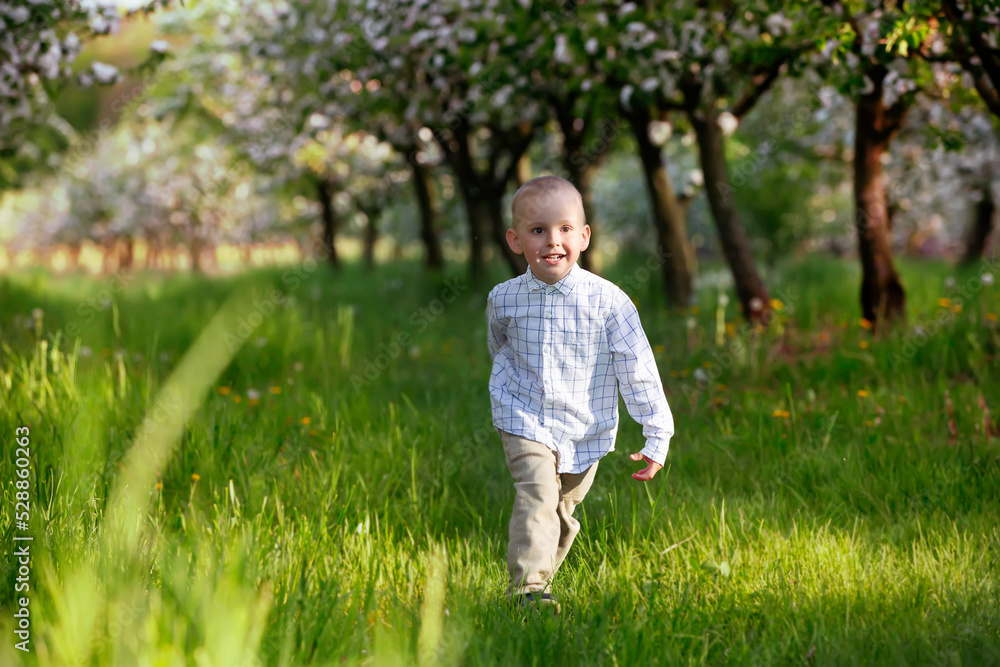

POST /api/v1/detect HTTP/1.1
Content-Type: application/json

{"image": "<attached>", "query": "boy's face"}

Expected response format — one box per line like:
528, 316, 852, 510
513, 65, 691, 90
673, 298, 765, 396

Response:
506, 189, 590, 285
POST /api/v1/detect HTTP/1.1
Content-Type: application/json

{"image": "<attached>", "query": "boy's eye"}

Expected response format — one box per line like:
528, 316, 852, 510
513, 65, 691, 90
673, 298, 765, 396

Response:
562, 226, 572, 232
531, 228, 543, 234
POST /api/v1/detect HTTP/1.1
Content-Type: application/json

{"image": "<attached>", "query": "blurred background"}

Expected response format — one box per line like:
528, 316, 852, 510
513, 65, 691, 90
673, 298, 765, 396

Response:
1, 0, 995, 326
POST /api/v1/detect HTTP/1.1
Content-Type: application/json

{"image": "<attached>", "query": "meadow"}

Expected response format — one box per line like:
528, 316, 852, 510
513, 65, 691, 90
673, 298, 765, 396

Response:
1, 253, 999, 666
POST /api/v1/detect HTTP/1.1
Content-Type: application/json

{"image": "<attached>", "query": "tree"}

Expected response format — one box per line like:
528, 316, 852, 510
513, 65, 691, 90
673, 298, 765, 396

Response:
0, 1, 174, 192
818, 3, 946, 327
598, 2, 822, 321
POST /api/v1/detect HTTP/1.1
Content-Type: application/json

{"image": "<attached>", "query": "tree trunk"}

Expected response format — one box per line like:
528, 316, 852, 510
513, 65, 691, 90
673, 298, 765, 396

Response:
962, 180, 995, 265
855, 70, 907, 327
190, 236, 202, 273
362, 209, 378, 270
690, 111, 771, 323
486, 188, 528, 276
628, 106, 694, 307
458, 185, 488, 284
434, 117, 535, 284
411, 160, 444, 270
316, 177, 340, 271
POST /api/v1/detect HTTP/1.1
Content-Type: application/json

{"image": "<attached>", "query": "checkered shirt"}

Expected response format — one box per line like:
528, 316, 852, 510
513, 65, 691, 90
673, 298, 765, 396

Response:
486, 263, 674, 474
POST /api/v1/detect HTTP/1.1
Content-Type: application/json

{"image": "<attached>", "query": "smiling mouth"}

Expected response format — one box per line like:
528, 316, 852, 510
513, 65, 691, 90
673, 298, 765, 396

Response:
542, 254, 566, 263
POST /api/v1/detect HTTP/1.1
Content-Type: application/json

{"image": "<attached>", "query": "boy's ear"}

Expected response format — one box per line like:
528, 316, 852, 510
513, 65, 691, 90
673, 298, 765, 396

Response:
506, 227, 524, 255
580, 224, 591, 251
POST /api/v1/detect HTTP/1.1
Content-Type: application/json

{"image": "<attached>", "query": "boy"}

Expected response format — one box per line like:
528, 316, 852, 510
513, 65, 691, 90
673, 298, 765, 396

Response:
486, 175, 675, 612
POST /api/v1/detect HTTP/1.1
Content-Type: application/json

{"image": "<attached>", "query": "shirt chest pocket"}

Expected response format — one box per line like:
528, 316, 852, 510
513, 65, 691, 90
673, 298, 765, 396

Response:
555, 328, 605, 369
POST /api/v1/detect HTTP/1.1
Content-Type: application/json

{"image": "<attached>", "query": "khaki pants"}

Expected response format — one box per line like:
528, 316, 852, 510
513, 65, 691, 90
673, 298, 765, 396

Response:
500, 430, 599, 597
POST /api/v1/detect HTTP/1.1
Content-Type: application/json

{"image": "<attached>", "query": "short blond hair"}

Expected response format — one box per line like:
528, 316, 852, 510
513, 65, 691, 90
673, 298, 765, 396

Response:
510, 175, 585, 231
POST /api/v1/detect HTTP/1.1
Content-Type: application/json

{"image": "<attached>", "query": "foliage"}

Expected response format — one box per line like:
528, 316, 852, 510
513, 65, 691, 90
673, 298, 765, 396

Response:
1, 256, 999, 664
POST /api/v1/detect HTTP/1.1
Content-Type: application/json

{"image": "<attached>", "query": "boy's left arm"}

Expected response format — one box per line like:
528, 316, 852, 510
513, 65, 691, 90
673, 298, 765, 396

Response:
606, 291, 675, 481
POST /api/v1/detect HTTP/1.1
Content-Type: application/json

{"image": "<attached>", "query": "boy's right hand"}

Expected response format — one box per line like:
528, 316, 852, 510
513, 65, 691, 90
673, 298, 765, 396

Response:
629, 452, 662, 481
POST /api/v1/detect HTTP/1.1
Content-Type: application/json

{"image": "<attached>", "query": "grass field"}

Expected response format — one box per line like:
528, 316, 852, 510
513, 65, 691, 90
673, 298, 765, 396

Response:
1, 253, 999, 666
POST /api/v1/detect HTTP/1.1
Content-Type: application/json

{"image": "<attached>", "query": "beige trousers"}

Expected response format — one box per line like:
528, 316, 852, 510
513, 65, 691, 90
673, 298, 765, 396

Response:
500, 430, 599, 597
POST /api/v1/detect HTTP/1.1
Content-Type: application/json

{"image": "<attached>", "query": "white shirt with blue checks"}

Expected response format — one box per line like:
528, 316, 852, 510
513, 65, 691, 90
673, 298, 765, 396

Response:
487, 264, 675, 474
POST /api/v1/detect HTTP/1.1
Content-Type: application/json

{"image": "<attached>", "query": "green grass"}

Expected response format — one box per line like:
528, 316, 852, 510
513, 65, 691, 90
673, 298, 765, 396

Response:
1, 254, 999, 666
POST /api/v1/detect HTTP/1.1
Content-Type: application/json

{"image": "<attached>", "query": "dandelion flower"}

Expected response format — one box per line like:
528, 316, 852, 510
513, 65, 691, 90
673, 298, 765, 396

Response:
859, 340, 869, 349
690, 305, 700, 314
217, 386, 231, 395
301, 417, 311, 425
653, 344, 665, 354
866, 420, 873, 426
770, 298, 784, 311
859, 318, 873, 330
155, 482, 163, 490
308, 429, 318, 436
234, 395, 242, 404
938, 298, 950, 308
270, 386, 282, 394
249, 398, 260, 407
857, 390, 869, 398
772, 409, 790, 418
988, 313, 997, 322
191, 473, 200, 482
951, 304, 962, 313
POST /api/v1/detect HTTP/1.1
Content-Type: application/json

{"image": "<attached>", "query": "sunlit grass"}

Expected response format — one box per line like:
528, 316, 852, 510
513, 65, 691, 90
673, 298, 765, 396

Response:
1, 255, 999, 665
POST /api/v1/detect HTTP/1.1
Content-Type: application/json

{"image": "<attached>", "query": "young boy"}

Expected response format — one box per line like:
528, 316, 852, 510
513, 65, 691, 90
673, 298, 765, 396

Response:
486, 175, 675, 612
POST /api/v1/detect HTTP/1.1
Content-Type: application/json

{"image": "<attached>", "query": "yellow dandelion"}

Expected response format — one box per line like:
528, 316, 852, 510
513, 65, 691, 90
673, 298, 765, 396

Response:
725, 322, 737, 337
938, 298, 950, 308
951, 304, 962, 313
217, 386, 231, 395
859, 340, 869, 349
772, 409, 790, 418
270, 386, 282, 394
308, 429, 318, 436
714, 397, 725, 406
898, 396, 906, 403
670, 370, 678, 378
681, 369, 690, 377
301, 417, 311, 425
988, 312, 997, 322
702, 360, 712, 368
653, 344, 665, 354
191, 473, 200, 482
248, 398, 260, 407
155, 482, 163, 490
233, 395, 242, 404
690, 305, 700, 314
857, 390, 869, 398
770, 298, 784, 311
866, 420, 873, 426
859, 318, 873, 330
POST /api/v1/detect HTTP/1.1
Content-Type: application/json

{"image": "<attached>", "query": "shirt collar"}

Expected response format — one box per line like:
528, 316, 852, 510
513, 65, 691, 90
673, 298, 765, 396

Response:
523, 263, 582, 295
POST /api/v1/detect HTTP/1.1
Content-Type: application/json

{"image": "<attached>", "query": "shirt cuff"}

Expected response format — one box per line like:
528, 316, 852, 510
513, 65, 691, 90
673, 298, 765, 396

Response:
640, 438, 670, 466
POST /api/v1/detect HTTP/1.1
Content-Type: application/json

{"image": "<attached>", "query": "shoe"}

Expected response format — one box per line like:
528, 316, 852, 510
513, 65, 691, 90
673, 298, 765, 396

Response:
517, 592, 561, 615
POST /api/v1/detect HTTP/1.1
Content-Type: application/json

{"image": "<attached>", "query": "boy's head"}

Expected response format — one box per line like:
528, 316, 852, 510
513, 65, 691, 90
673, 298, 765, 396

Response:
506, 175, 590, 285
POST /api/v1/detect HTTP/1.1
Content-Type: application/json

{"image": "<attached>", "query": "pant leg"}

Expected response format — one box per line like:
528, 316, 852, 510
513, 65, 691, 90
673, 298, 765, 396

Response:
500, 430, 561, 597
553, 461, 599, 571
